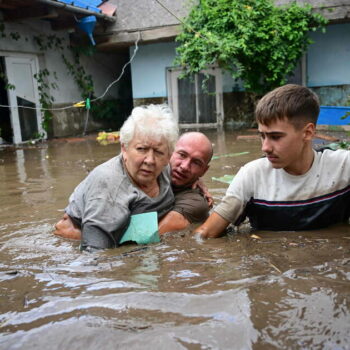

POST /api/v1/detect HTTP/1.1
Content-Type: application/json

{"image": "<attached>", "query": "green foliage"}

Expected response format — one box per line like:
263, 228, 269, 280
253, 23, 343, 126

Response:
9, 32, 20, 41
31, 131, 46, 141
33, 32, 95, 102
0, 72, 15, 90
91, 99, 120, 120
72, 45, 96, 57
62, 50, 94, 100
33, 34, 65, 51
341, 96, 350, 122
341, 111, 350, 120
328, 141, 350, 150
0, 21, 6, 38
33, 69, 58, 132
0, 66, 15, 90
175, 0, 327, 94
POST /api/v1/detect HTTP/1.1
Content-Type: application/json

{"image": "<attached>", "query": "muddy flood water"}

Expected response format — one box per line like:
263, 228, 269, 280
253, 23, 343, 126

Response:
0, 130, 349, 350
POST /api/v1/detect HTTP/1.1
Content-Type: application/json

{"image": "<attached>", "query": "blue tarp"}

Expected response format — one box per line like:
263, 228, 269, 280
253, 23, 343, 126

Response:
56, 0, 103, 13
318, 106, 350, 126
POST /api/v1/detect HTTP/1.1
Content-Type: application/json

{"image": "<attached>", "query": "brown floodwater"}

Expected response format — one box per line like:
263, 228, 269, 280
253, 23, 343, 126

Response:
0, 130, 349, 350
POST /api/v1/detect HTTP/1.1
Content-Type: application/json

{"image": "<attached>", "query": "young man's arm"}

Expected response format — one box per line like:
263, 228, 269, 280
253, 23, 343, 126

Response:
193, 195, 244, 238
192, 212, 230, 238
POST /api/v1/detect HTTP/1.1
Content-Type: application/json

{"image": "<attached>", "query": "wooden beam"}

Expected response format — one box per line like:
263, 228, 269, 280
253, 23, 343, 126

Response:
3, 5, 58, 21
50, 17, 77, 31
97, 25, 181, 51
0, 0, 34, 10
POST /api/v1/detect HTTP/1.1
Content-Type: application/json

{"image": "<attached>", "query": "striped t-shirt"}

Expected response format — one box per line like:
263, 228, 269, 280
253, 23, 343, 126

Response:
215, 149, 350, 231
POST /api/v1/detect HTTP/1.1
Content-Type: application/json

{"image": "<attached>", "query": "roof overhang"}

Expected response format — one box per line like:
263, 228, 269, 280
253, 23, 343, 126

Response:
0, 0, 116, 28
96, 24, 181, 51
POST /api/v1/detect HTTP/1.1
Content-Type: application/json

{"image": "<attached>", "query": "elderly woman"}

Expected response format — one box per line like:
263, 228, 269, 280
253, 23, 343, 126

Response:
54, 104, 178, 250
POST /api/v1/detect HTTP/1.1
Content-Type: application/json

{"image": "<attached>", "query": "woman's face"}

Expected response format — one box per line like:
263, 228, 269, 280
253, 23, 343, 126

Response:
121, 133, 171, 189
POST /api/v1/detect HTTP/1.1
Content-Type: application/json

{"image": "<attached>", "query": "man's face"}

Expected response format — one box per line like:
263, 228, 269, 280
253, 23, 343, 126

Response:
258, 118, 314, 175
170, 137, 210, 187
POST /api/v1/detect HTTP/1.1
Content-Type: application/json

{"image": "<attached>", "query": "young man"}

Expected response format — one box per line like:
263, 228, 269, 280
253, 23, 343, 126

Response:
54, 131, 213, 239
194, 84, 350, 239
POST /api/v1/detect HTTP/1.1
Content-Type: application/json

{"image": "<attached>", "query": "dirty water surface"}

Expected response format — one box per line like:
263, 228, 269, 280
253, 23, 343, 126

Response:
0, 130, 349, 350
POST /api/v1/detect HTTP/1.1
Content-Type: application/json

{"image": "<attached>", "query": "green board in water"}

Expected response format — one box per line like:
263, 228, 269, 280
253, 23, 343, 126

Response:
120, 212, 160, 245
212, 174, 235, 184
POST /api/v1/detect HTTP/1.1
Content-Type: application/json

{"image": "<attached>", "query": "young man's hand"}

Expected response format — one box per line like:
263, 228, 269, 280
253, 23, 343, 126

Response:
193, 212, 230, 239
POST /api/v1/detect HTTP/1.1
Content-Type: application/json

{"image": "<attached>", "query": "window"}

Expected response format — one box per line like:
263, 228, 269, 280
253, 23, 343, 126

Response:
167, 67, 224, 128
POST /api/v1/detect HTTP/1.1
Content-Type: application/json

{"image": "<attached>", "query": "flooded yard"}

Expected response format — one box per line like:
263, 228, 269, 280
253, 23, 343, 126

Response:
0, 130, 349, 350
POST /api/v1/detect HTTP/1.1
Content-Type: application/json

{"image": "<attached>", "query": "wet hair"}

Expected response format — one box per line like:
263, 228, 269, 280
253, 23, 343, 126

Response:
255, 84, 320, 129
120, 104, 179, 154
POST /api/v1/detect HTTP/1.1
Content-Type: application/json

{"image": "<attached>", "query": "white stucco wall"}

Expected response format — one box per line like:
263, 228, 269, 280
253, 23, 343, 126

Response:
308, 23, 350, 87
1, 21, 79, 103
0, 20, 121, 105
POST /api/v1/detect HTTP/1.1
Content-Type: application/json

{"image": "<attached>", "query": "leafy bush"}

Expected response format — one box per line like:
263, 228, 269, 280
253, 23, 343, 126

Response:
175, 0, 327, 94
91, 99, 120, 120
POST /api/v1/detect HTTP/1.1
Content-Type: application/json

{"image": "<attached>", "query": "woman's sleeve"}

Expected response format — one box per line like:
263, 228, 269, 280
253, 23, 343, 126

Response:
80, 173, 132, 250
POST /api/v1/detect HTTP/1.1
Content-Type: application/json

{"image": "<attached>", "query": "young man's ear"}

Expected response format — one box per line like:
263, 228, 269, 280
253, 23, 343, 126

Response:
303, 123, 316, 141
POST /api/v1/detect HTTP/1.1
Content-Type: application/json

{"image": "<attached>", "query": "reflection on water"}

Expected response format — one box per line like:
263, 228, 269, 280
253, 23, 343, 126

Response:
0, 130, 349, 350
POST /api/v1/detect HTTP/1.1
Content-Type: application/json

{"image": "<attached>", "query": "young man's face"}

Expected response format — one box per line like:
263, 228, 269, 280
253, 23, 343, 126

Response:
258, 118, 314, 175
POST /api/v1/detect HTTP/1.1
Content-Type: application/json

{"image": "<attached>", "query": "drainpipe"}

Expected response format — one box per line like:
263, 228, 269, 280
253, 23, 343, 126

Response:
36, 0, 116, 22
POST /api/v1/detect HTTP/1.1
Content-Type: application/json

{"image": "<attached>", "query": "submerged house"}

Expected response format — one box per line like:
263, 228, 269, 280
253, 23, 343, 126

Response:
1, 0, 350, 144
97, 0, 225, 128
0, 0, 131, 143
100, 0, 350, 129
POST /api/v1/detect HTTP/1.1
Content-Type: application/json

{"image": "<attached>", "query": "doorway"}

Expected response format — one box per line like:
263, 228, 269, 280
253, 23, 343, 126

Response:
0, 54, 44, 144
0, 58, 12, 143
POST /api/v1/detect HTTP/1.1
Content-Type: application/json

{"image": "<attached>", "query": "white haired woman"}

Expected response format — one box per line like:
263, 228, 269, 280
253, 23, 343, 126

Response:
54, 104, 179, 250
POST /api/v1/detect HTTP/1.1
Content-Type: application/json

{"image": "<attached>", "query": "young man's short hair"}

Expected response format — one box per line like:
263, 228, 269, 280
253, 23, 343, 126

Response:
255, 84, 320, 129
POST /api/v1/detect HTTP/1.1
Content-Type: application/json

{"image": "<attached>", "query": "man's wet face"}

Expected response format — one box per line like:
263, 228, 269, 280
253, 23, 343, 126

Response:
170, 136, 210, 187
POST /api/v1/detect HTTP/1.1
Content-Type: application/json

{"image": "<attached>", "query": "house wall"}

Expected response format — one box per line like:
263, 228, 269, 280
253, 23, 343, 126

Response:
1, 21, 80, 103
308, 23, 350, 87
129, 41, 177, 104
0, 19, 128, 138
120, 2, 350, 128
307, 23, 350, 106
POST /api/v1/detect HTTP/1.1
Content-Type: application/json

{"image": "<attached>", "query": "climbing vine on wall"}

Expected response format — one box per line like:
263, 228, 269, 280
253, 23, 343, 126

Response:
61, 48, 95, 100
33, 34, 65, 51
33, 69, 58, 134
32, 32, 95, 100
175, 0, 328, 94
0, 72, 15, 91
0, 19, 99, 133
